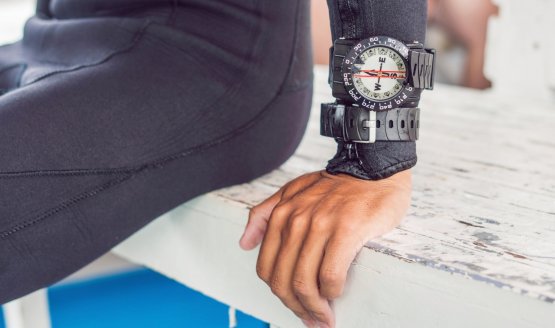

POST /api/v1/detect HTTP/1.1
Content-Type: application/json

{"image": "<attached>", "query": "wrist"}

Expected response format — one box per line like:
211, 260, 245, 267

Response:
320, 33, 435, 182
322, 166, 412, 187
325, 140, 417, 181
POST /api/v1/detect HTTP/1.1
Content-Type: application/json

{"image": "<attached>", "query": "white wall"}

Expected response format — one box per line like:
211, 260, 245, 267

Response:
486, 0, 555, 102
0, 0, 34, 45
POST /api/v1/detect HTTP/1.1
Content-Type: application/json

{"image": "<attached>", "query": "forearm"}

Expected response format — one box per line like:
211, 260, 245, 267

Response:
324, 0, 429, 180
326, 0, 427, 42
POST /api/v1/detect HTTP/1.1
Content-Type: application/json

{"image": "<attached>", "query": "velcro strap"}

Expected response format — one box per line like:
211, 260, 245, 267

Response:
409, 50, 435, 90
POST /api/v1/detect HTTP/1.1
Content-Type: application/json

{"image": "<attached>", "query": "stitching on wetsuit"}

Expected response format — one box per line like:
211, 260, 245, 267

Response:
277, 0, 302, 94
369, 0, 376, 35
345, 0, 355, 38
0, 84, 312, 240
277, 0, 314, 95
0, 0, 276, 180
141, 0, 266, 108
18, 21, 151, 87
0, 174, 134, 239
0, 1, 310, 239
167, 0, 178, 26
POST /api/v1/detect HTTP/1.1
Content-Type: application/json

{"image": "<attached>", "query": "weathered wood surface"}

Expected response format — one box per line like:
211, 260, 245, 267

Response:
113, 67, 555, 327
215, 66, 555, 304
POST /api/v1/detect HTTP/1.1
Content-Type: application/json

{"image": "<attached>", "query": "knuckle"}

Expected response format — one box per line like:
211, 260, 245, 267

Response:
292, 278, 312, 298
338, 220, 358, 233
272, 203, 291, 218
292, 310, 312, 322
248, 206, 259, 219
287, 215, 307, 234
310, 311, 329, 323
320, 268, 345, 299
324, 286, 344, 299
269, 275, 286, 297
310, 216, 331, 233
320, 268, 342, 287
256, 263, 269, 282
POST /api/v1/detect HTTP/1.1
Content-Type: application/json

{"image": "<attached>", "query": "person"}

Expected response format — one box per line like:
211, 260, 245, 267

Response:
0, 1, 428, 327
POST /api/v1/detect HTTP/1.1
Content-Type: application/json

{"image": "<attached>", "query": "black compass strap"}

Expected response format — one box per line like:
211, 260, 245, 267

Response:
408, 50, 435, 90
320, 103, 420, 142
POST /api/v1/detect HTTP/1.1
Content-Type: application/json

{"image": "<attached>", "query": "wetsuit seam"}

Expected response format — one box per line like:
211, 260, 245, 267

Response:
0, 174, 134, 239
15, 63, 27, 88
277, 0, 302, 94
0, 1, 292, 180
167, 0, 178, 25
345, 0, 355, 38
0, 85, 312, 239
0, 64, 23, 78
143, 0, 264, 107
20, 21, 151, 87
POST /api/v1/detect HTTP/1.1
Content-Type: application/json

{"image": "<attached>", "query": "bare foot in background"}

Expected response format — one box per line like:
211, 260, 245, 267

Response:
429, 0, 498, 89
311, 0, 332, 65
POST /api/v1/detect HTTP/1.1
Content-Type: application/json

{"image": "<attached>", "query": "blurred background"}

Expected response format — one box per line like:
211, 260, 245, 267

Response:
311, 0, 498, 90
0, 0, 500, 90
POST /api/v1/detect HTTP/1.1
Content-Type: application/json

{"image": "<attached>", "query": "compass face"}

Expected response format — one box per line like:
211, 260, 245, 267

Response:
351, 47, 407, 101
342, 36, 417, 110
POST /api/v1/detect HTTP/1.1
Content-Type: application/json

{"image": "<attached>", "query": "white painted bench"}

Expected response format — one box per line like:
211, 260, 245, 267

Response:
110, 66, 555, 327
112, 7, 555, 324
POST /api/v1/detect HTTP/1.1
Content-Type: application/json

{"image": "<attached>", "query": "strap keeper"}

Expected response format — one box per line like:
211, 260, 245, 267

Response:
361, 111, 377, 143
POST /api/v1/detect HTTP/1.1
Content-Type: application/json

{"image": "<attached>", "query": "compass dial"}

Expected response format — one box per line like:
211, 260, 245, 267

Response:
342, 36, 417, 111
351, 47, 407, 101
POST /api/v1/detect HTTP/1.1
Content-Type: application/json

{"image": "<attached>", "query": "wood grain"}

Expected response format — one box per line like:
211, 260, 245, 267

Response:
215, 66, 555, 304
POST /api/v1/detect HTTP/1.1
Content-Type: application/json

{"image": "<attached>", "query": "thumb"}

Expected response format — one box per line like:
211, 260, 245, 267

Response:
239, 190, 282, 250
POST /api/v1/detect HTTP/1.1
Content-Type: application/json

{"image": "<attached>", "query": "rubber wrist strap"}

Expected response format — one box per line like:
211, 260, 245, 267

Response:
320, 103, 420, 143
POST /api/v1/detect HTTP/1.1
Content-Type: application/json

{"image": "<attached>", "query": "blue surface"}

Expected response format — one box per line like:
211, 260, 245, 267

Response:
1, 269, 268, 328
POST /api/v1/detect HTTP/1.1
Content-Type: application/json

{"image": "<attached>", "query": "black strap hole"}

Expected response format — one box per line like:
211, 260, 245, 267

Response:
376, 120, 381, 128
410, 120, 414, 129
388, 120, 394, 128
349, 119, 354, 128
401, 120, 405, 129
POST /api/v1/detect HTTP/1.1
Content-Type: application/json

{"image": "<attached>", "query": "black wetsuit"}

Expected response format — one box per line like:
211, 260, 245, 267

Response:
0, 0, 313, 303
0, 0, 426, 304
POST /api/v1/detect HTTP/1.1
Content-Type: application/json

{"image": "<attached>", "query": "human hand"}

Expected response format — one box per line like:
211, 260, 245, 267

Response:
239, 169, 412, 327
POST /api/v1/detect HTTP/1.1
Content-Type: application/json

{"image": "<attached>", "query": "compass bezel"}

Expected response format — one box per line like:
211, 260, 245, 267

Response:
342, 36, 418, 111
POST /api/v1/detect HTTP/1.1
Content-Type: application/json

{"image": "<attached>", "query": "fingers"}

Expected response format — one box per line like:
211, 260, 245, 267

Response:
268, 213, 315, 323
255, 202, 290, 283
239, 189, 283, 250
239, 172, 319, 250
292, 219, 335, 327
318, 231, 365, 300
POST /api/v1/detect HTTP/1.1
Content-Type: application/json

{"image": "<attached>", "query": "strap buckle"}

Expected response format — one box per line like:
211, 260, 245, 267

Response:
353, 110, 376, 143
320, 104, 377, 144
